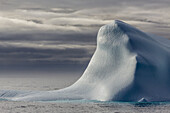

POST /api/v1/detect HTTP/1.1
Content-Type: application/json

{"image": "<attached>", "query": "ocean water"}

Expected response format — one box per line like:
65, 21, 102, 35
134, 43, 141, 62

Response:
0, 100, 170, 113
0, 76, 80, 91
0, 77, 170, 113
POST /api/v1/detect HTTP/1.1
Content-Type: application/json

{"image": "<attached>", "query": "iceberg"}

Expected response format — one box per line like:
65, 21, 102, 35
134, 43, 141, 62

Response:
0, 20, 170, 102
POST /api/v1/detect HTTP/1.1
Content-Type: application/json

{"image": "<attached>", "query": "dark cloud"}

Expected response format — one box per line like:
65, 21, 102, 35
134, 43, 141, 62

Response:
0, 46, 91, 62
27, 19, 43, 24
0, 33, 97, 44
0, 32, 96, 76
1, 0, 169, 11
0, 43, 93, 76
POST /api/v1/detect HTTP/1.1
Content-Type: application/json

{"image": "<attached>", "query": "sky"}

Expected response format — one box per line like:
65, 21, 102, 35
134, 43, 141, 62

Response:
0, 0, 170, 77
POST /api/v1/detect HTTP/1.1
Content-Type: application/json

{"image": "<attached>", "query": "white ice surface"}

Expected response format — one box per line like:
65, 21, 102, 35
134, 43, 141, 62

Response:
0, 20, 170, 102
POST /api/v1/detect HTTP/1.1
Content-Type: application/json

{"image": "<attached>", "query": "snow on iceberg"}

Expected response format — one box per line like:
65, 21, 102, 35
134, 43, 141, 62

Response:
0, 20, 170, 102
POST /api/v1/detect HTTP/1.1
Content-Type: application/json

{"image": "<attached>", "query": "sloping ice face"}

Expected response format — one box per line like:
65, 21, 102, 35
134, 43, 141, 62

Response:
0, 20, 170, 102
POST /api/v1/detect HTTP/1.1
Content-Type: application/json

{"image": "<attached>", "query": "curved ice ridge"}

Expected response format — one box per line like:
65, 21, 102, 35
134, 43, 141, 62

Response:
0, 20, 170, 102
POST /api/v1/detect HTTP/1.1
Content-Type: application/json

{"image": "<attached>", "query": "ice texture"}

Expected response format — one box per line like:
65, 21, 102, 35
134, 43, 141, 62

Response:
0, 20, 170, 102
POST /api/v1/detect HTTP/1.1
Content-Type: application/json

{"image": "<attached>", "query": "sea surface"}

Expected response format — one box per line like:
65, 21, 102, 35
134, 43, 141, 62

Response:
0, 77, 170, 113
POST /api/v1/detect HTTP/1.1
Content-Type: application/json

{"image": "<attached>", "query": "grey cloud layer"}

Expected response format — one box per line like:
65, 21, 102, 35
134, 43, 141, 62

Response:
0, 0, 169, 74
